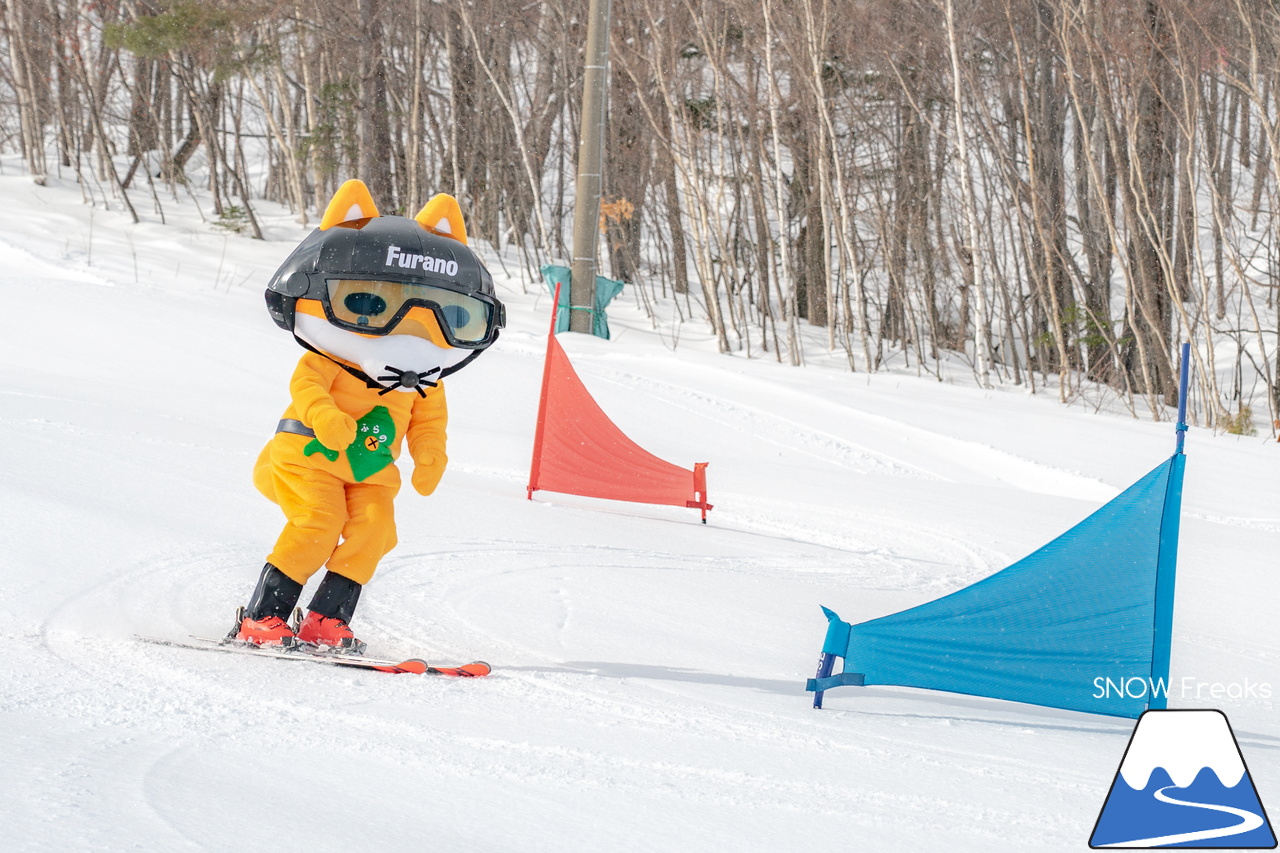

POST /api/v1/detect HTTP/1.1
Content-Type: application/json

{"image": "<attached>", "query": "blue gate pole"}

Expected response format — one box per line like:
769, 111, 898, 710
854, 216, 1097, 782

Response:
1175, 342, 1190, 454
812, 652, 836, 710
1150, 341, 1191, 711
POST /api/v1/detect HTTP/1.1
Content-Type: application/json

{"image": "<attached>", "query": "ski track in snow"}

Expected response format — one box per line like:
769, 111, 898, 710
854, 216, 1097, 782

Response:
1185, 511, 1280, 534
28, 569, 1037, 850
19, 537, 1103, 850
579, 357, 1121, 502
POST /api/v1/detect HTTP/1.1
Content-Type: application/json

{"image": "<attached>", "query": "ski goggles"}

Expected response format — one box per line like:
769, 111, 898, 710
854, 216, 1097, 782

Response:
321, 278, 504, 349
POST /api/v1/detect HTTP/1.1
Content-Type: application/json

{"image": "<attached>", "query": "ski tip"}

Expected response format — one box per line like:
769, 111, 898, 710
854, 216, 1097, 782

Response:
422, 660, 492, 678
383, 659, 491, 677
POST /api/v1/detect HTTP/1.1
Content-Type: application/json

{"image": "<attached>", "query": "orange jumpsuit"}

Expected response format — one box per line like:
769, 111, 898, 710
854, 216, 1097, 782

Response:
252, 351, 448, 586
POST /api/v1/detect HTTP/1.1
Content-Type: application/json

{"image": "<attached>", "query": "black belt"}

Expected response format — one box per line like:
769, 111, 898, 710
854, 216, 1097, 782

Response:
276, 418, 316, 438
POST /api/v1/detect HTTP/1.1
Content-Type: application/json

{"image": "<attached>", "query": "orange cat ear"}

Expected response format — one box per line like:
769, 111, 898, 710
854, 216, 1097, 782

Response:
319, 180, 380, 230
414, 193, 468, 245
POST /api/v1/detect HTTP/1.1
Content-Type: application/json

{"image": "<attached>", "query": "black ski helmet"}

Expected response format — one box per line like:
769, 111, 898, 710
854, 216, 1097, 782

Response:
265, 182, 504, 354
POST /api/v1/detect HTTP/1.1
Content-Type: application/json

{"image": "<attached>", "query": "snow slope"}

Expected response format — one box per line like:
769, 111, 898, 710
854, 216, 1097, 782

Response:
0, 173, 1276, 852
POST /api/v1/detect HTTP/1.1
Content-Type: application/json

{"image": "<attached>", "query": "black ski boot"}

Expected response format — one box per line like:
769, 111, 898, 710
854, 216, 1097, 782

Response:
295, 571, 367, 655
232, 563, 304, 647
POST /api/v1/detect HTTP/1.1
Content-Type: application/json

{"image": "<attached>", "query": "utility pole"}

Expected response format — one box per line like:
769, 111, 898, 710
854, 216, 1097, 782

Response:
568, 0, 612, 334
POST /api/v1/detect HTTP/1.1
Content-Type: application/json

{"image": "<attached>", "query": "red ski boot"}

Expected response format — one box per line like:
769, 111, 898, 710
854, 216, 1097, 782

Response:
233, 609, 298, 648
232, 563, 304, 648
296, 611, 367, 655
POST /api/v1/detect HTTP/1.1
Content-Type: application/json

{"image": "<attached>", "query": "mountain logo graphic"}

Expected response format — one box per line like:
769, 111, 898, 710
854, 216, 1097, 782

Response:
1090, 709, 1276, 848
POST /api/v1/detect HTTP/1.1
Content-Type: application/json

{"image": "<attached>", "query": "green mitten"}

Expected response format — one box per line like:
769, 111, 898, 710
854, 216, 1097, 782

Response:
345, 405, 397, 482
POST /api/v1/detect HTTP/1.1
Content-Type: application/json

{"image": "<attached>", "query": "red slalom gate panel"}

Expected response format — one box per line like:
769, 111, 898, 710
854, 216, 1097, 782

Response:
527, 289, 711, 521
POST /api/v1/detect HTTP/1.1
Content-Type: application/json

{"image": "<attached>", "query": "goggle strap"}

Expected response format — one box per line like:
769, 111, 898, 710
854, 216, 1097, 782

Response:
438, 339, 493, 378
291, 328, 494, 388
292, 333, 385, 391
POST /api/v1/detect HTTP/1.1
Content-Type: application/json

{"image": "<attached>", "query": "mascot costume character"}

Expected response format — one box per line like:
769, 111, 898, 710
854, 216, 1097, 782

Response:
233, 179, 504, 653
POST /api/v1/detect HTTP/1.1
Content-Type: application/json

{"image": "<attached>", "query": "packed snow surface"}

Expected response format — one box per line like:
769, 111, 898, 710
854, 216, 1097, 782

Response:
0, 174, 1276, 851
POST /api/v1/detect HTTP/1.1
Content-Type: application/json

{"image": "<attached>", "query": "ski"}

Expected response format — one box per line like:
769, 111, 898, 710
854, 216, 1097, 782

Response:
137, 634, 490, 677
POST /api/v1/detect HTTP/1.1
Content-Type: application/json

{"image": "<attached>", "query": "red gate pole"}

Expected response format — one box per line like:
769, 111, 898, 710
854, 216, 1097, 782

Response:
527, 281, 563, 499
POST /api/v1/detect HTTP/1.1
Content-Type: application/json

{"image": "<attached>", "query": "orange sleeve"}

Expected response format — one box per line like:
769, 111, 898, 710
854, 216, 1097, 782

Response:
407, 381, 448, 467
288, 352, 345, 426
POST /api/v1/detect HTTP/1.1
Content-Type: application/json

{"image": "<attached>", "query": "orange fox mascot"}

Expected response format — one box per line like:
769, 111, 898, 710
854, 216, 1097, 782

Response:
234, 180, 504, 652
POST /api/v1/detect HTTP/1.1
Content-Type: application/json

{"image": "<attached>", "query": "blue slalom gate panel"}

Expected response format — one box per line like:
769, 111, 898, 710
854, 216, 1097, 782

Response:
810, 452, 1185, 718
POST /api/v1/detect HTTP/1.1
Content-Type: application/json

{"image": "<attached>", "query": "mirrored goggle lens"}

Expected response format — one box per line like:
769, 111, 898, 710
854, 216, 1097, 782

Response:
325, 279, 493, 342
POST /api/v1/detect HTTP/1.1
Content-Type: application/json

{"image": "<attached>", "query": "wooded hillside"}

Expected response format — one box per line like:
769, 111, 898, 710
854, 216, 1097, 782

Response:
3, 0, 1278, 432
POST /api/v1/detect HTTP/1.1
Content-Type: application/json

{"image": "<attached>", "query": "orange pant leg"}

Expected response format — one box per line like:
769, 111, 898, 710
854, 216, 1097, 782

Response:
265, 454, 348, 585
324, 481, 399, 585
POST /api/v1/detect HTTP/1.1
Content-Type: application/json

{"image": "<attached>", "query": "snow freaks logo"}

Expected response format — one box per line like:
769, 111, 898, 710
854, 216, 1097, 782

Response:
1089, 710, 1276, 848
385, 245, 458, 277
1092, 676, 1273, 702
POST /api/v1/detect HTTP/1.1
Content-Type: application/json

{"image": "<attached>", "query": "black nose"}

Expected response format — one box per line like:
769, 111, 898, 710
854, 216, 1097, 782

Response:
397, 371, 420, 388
